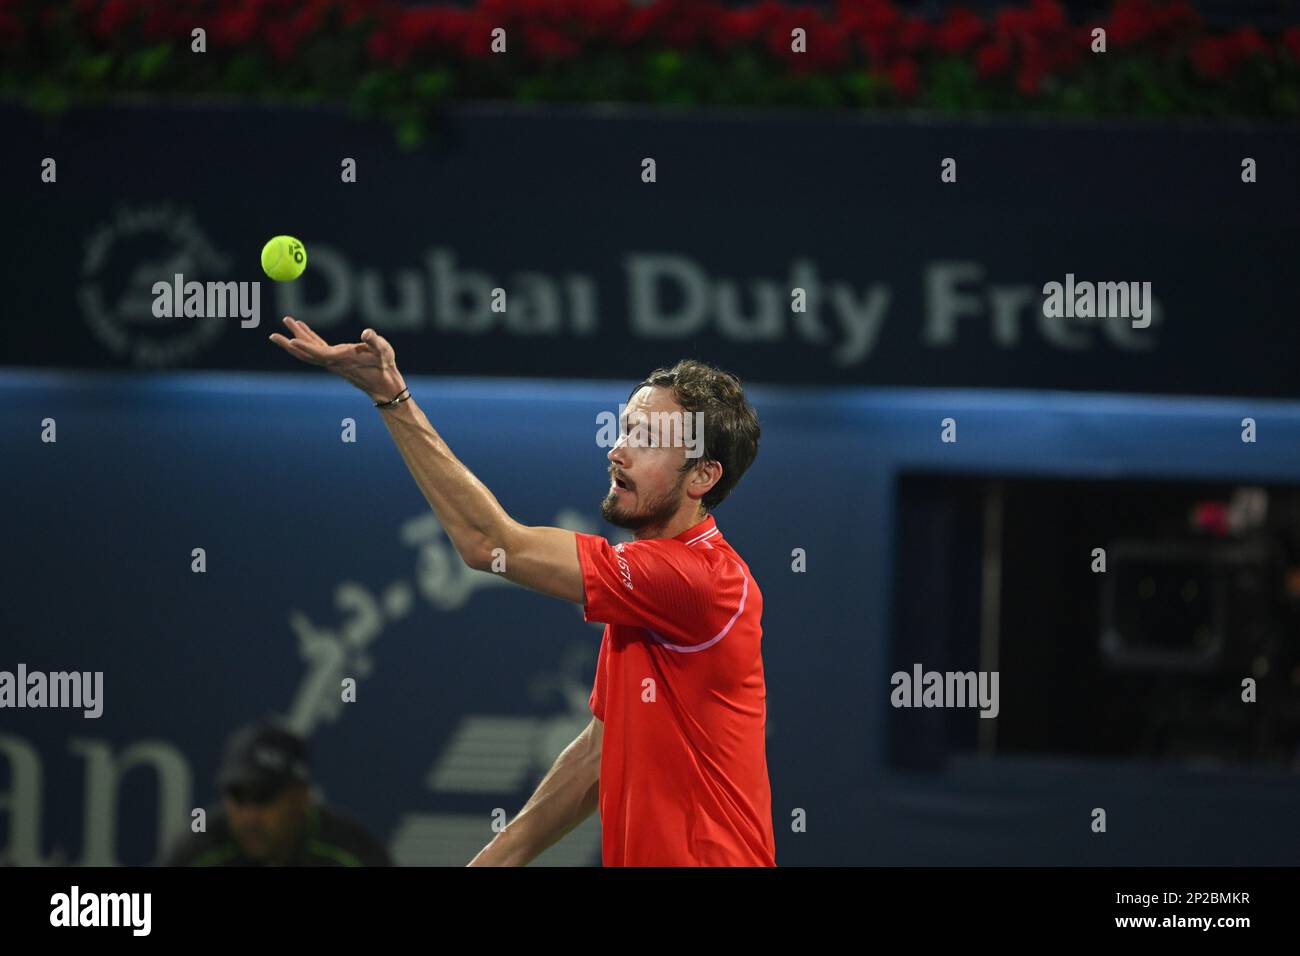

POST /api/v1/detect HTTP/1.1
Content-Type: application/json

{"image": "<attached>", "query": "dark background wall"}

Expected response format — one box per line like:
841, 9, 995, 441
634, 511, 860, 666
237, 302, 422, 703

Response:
2, 94, 1299, 866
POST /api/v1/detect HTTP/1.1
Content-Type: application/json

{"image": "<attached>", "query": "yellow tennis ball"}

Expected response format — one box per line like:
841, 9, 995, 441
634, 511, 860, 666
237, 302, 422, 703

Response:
261, 235, 307, 282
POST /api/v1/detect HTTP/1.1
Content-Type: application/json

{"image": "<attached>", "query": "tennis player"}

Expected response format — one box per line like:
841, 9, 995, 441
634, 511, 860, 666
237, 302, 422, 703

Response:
270, 318, 775, 867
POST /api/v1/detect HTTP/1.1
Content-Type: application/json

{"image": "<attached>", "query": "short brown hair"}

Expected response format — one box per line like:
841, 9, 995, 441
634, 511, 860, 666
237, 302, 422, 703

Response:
630, 360, 760, 510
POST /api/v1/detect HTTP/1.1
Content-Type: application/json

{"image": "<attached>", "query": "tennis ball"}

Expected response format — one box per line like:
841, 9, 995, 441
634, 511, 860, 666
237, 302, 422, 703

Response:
261, 235, 307, 282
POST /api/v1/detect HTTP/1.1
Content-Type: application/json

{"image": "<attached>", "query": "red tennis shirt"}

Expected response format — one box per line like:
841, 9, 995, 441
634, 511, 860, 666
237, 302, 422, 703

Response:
575, 514, 775, 867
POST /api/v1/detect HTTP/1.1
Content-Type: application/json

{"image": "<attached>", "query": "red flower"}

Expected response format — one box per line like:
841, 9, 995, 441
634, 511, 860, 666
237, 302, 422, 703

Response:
1156, 0, 1201, 35
887, 58, 918, 98
630, 0, 709, 47
975, 42, 1011, 77
214, 3, 260, 46
396, 8, 444, 52
934, 7, 984, 56
265, 19, 308, 63
365, 27, 393, 63
834, 2, 868, 37
994, 8, 1031, 42
764, 22, 790, 60
1017, 65, 1043, 96
1190, 37, 1230, 78
515, 0, 550, 19
1027, 0, 1066, 33
570, 0, 627, 37
769, 18, 848, 70
808, 21, 851, 69
588, 0, 627, 21
617, 6, 654, 44
750, 1, 802, 59
292, 1, 328, 37
342, 0, 388, 29
1193, 501, 1230, 537
1016, 46, 1052, 94
1228, 26, 1268, 59
659, 10, 707, 48
859, 30, 893, 63
897, 16, 930, 54
141, 7, 187, 41
95, 0, 133, 39
523, 23, 579, 59
1110, 0, 1158, 47
457, 13, 495, 59
859, 0, 901, 34
714, 8, 763, 49
846, 0, 900, 61
1284, 26, 1300, 62
1050, 30, 1087, 71
0, 11, 22, 48
753, 0, 791, 28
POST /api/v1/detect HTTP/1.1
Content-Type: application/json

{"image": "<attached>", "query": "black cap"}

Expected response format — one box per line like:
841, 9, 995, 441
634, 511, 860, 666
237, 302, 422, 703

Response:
218, 720, 310, 800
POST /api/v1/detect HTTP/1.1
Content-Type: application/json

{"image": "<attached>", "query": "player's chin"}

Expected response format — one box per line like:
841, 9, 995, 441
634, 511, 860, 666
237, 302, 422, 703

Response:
600, 494, 636, 526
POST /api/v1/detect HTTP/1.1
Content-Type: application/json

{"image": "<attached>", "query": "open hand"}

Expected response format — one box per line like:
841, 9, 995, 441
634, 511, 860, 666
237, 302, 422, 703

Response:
269, 317, 406, 403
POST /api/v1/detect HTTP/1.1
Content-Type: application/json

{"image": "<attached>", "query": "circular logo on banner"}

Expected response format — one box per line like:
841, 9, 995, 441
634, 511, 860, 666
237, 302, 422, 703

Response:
78, 204, 231, 367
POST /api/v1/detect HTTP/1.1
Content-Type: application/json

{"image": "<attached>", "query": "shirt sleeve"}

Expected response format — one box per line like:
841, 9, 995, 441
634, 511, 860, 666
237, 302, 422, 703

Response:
574, 533, 749, 650
589, 631, 608, 721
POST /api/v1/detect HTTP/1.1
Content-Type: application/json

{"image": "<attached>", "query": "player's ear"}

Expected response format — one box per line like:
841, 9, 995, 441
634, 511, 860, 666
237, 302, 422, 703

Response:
689, 460, 722, 499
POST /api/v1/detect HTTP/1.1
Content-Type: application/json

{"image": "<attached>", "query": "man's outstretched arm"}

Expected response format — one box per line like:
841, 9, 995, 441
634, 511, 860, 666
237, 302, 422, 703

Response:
468, 716, 603, 867
269, 317, 585, 604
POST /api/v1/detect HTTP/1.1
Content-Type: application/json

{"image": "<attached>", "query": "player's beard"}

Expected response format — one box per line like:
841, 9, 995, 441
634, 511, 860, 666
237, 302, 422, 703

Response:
601, 470, 688, 534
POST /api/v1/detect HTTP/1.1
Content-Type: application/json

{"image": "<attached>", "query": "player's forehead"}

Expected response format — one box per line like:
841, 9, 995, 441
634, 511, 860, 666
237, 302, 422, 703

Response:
624, 385, 682, 421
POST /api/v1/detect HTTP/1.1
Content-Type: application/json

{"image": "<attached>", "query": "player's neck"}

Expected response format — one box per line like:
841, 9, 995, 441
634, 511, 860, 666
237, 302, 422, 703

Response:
633, 507, 709, 542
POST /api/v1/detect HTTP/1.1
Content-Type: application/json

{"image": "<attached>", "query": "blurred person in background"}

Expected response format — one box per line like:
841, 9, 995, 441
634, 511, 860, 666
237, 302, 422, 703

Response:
163, 719, 391, 867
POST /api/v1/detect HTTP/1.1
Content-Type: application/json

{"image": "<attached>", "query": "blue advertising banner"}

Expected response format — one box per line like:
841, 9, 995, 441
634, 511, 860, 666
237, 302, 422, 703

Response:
2, 104, 1298, 396
3, 370, 1300, 866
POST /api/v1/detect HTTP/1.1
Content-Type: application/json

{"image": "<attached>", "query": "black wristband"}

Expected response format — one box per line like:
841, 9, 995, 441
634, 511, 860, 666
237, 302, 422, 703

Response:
374, 387, 411, 409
